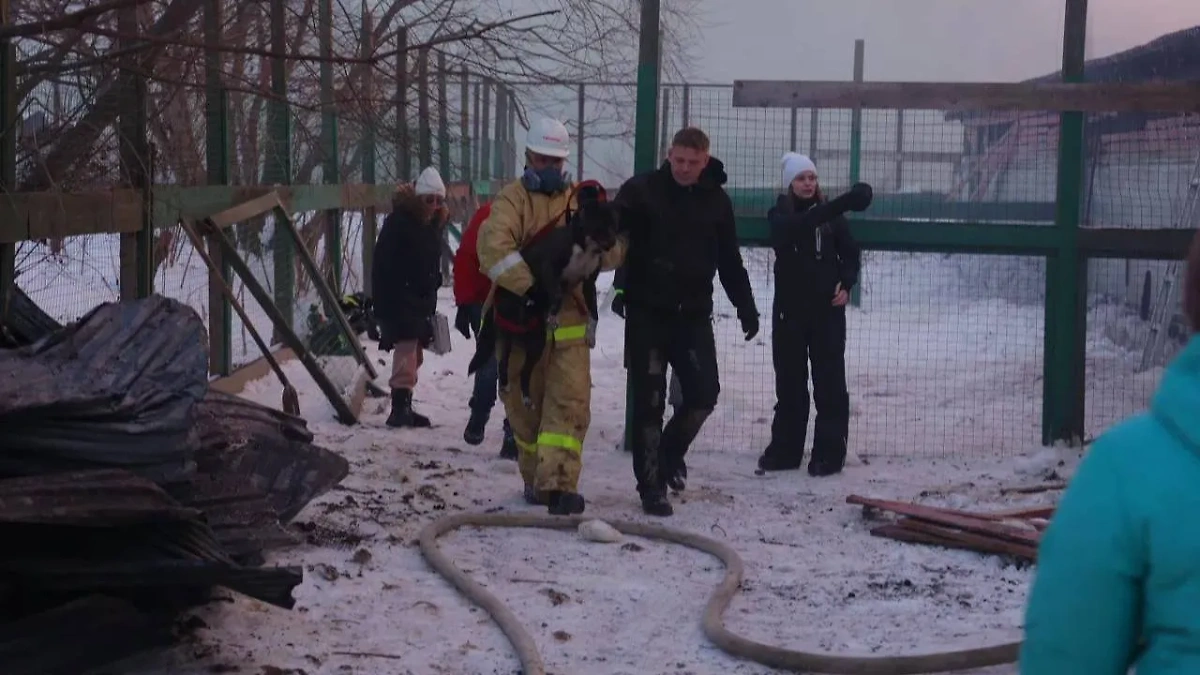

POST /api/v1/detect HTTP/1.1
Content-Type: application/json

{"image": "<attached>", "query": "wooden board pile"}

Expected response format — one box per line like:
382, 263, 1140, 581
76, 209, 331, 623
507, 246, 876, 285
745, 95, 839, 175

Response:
0, 294, 350, 675
847, 494, 1054, 562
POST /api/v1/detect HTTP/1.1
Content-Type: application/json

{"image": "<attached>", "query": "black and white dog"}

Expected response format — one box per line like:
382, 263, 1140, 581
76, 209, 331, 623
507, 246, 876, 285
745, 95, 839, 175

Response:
469, 182, 621, 408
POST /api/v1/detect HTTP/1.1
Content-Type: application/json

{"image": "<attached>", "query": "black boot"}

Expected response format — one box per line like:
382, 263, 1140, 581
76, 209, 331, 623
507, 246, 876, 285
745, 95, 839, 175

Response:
757, 443, 803, 473
498, 418, 518, 460
463, 407, 488, 445
547, 491, 586, 516
523, 484, 542, 505
664, 459, 688, 492
641, 491, 673, 517
386, 389, 431, 428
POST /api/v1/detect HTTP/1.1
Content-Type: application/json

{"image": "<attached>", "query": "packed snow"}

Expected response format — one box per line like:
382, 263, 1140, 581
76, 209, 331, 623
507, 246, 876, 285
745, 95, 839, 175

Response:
15, 227, 1164, 674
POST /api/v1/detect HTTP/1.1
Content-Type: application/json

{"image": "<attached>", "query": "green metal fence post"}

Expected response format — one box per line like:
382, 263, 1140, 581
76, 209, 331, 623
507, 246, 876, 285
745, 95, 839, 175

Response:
0, 0, 15, 321
204, 0, 231, 375
626, 0, 661, 453
849, 39, 864, 308
1043, 0, 1089, 446
437, 51, 451, 180
361, 5, 377, 298
266, 0, 295, 335
319, 0, 341, 292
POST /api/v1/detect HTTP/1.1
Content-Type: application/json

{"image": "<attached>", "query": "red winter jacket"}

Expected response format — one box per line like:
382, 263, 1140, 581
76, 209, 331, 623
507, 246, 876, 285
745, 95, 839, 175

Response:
453, 201, 493, 307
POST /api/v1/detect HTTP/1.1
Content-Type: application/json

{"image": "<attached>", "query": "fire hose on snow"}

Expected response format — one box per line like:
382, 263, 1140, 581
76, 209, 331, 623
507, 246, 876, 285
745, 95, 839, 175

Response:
418, 512, 1022, 674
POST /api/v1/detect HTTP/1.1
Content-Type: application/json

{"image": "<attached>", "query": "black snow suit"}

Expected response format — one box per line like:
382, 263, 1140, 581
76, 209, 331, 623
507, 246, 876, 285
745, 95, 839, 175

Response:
371, 194, 444, 349
760, 190, 862, 475
612, 158, 759, 503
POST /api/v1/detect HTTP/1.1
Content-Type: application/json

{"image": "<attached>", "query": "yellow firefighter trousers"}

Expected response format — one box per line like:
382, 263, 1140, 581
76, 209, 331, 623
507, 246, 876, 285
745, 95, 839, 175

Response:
498, 324, 591, 495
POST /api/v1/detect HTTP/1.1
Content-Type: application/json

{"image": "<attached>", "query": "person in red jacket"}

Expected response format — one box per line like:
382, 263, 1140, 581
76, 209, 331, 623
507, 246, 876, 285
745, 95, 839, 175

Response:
454, 200, 517, 458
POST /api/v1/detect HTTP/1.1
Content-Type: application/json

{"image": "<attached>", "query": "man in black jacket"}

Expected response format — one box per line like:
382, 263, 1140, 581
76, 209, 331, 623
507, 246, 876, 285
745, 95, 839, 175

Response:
372, 167, 448, 428
611, 127, 759, 516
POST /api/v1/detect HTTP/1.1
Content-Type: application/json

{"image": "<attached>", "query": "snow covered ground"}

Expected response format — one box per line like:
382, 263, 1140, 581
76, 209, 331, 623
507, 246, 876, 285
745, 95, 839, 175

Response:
15, 227, 1162, 674
105, 260, 1122, 675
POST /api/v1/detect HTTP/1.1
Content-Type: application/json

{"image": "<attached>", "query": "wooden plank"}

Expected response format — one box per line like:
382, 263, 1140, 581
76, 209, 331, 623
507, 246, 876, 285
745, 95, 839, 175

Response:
732, 80, 1200, 113
0, 190, 144, 242
873, 520, 1039, 560
847, 494, 1042, 546
272, 201, 379, 380
210, 347, 298, 395
208, 191, 280, 229
198, 216, 358, 424
974, 506, 1056, 520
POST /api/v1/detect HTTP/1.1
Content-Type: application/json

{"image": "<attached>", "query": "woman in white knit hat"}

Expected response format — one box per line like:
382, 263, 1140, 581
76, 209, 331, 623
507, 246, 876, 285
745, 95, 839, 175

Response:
757, 152, 872, 477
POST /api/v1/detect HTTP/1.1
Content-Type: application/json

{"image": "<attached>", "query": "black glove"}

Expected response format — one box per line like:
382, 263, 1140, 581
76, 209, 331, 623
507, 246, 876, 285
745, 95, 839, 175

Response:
611, 291, 626, 319
738, 310, 760, 341
454, 305, 472, 339
846, 182, 874, 212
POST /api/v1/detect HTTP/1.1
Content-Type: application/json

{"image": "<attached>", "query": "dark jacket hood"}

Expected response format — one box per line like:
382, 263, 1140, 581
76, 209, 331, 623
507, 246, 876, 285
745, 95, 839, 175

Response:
657, 155, 729, 190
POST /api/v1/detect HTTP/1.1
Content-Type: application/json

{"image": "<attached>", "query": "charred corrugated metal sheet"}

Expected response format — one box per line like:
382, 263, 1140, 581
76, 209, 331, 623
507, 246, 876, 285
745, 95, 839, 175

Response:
0, 296, 208, 483
0, 285, 62, 349
0, 469, 201, 526
190, 389, 349, 522
0, 595, 175, 675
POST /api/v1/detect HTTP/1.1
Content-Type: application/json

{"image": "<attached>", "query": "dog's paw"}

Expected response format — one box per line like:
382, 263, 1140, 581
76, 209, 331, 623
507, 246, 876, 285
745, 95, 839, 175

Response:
522, 396, 536, 409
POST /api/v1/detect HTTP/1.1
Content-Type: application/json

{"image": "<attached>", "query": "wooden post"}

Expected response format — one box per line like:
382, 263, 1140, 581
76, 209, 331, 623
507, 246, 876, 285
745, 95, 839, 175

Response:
395, 27, 410, 181
417, 48, 431, 169
118, 3, 151, 302
576, 84, 586, 179
203, 0, 230, 375
266, 0, 295, 337
319, 0, 341, 292
360, 5, 377, 297
460, 67, 471, 182
436, 51, 450, 179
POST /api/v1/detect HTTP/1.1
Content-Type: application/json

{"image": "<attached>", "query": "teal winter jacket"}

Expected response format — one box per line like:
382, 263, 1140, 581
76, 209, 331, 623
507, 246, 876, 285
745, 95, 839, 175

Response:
1020, 336, 1200, 675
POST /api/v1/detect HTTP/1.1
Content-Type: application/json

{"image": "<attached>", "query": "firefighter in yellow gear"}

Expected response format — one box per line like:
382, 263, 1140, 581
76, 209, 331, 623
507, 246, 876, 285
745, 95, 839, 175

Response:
476, 117, 626, 515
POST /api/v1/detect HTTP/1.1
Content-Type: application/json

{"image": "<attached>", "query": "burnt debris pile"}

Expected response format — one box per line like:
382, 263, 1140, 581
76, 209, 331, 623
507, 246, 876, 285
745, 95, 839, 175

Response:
0, 293, 349, 675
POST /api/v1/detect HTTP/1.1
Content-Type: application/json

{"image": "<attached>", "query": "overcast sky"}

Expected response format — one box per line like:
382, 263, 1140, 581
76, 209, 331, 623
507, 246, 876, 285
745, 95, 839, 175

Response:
689, 0, 1200, 83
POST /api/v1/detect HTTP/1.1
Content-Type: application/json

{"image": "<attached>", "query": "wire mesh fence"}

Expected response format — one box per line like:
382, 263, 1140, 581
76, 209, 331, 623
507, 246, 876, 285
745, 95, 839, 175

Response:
697, 248, 1046, 460
12, 234, 123, 326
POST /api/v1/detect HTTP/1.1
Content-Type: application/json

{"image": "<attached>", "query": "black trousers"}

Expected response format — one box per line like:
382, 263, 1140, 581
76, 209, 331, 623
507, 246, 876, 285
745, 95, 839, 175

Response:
765, 303, 849, 467
626, 306, 720, 497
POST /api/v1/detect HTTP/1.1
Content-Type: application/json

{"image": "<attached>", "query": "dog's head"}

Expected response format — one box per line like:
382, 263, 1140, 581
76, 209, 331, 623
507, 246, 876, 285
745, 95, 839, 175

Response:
572, 183, 620, 252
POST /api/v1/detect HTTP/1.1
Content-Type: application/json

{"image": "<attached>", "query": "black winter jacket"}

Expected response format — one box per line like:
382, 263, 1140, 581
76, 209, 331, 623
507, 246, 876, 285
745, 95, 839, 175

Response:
769, 192, 862, 312
611, 158, 757, 318
372, 194, 444, 345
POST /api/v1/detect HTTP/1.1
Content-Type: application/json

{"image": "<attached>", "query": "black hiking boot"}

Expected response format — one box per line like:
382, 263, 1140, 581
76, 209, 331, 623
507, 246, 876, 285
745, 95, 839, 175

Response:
641, 491, 674, 517
808, 455, 845, 477
547, 491, 586, 516
463, 408, 488, 446
498, 419, 518, 461
756, 449, 802, 473
386, 389, 431, 428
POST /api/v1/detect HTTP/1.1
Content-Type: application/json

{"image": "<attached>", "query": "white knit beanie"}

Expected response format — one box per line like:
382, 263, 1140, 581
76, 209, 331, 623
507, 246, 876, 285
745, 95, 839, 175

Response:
414, 166, 446, 197
780, 152, 817, 187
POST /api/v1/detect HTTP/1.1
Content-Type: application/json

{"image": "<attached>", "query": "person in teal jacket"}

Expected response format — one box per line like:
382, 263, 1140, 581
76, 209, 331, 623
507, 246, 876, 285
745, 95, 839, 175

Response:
1021, 233, 1200, 674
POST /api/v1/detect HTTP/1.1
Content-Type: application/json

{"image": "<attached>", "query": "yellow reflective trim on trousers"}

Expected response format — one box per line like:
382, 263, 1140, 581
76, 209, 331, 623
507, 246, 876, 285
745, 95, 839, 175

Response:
551, 324, 587, 342
515, 436, 537, 455
537, 432, 582, 454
